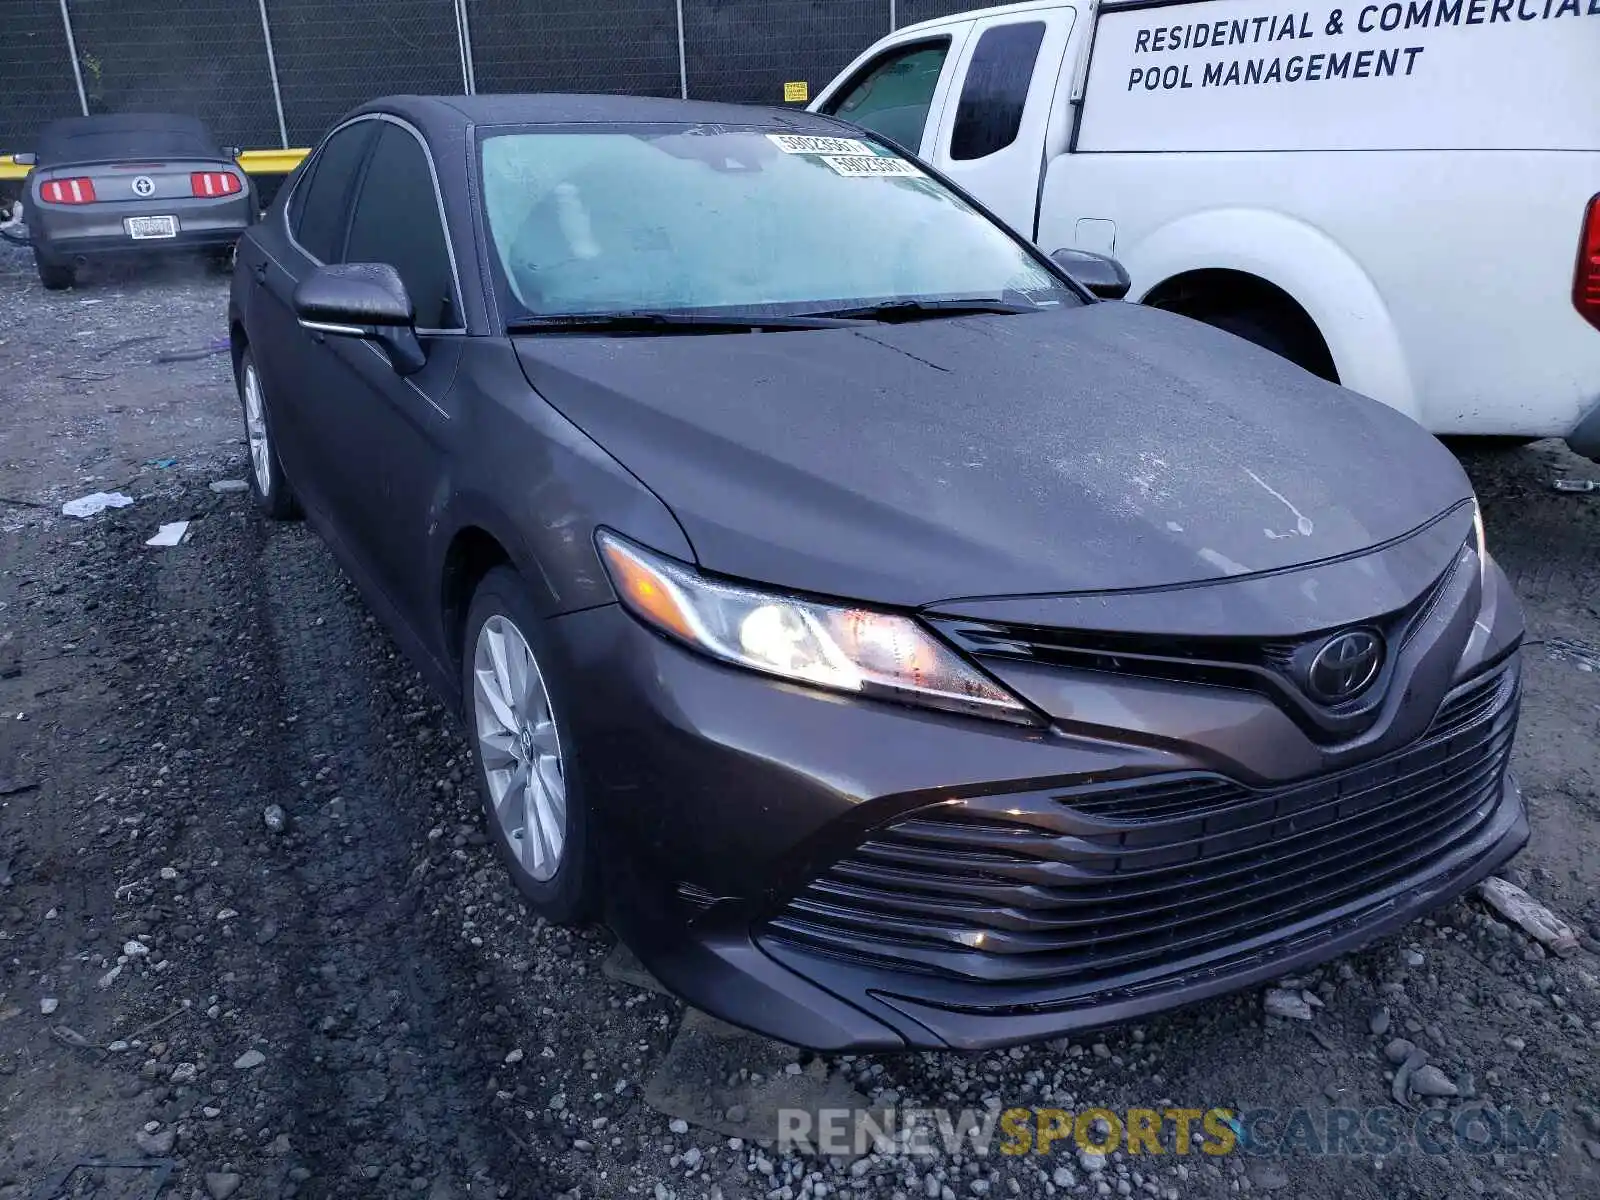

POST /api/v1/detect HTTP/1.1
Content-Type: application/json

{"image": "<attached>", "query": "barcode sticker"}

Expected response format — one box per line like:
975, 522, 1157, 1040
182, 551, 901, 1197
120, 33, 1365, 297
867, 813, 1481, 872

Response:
819, 154, 924, 178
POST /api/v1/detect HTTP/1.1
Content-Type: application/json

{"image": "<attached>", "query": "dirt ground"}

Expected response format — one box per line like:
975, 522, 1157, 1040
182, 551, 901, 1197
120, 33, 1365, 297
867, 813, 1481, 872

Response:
2, 243, 1598, 1200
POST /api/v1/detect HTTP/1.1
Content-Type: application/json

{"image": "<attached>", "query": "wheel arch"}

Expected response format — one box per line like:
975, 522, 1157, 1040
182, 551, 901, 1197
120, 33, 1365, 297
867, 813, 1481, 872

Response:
1123, 208, 1418, 420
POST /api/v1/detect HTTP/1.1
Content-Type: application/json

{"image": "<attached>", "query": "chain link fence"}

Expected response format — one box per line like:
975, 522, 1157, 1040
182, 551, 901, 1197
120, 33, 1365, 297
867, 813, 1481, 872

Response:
2, 0, 1007, 154
266, 0, 464, 145
65, 0, 282, 147
896, 1, 996, 28
469, 0, 681, 100
0, 1, 90, 151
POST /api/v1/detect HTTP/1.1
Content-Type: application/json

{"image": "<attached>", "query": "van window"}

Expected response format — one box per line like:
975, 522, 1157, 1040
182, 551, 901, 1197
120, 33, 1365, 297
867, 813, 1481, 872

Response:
824, 39, 949, 155
950, 22, 1046, 162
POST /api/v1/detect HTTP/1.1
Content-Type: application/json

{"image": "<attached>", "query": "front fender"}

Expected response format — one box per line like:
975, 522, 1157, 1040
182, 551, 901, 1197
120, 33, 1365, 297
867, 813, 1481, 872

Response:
427, 341, 696, 628
1125, 208, 1418, 422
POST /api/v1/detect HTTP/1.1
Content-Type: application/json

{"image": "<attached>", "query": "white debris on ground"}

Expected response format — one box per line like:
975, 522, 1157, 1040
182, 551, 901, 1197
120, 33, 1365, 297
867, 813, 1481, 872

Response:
61, 490, 134, 518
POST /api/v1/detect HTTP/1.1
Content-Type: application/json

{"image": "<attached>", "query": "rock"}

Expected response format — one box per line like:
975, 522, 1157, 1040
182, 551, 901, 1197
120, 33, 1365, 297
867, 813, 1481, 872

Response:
124, 940, 150, 957
39, 998, 58, 1015
1384, 1038, 1417, 1065
233, 1048, 265, 1070
1368, 1007, 1391, 1035
1091, 1043, 1111, 1059
724, 1104, 747, 1124
504, 1048, 524, 1064
262, 804, 287, 833
684, 1147, 702, 1169
135, 1128, 176, 1155
925, 1176, 942, 1199
1263, 988, 1314, 1020
205, 1172, 242, 1199
1052, 1167, 1077, 1188
209, 480, 249, 493
1078, 1149, 1106, 1174
1478, 877, 1580, 956
1503, 1035, 1526, 1052
1246, 1161, 1290, 1191
171, 1062, 198, 1084
669, 1118, 689, 1135
1409, 1065, 1460, 1098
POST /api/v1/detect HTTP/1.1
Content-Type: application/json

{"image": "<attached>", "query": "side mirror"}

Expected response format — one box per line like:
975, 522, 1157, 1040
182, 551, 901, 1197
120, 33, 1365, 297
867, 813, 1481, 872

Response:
1049, 247, 1132, 301
12, 152, 35, 166
293, 262, 426, 375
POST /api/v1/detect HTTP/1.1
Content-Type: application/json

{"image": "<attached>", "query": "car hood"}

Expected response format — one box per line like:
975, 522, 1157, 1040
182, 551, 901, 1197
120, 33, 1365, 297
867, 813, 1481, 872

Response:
513, 301, 1473, 609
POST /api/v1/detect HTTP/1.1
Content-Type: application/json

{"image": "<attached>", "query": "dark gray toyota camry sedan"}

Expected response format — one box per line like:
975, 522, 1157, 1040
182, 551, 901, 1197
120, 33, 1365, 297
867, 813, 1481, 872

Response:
228, 94, 1526, 1051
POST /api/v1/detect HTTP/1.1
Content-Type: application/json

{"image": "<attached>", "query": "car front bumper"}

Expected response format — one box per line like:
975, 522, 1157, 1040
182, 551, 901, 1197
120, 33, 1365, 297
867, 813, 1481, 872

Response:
549, 572, 1528, 1051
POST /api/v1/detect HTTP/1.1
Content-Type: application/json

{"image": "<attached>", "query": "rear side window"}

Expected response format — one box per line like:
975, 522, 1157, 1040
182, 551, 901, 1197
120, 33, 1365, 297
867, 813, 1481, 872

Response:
950, 22, 1046, 162
824, 40, 949, 155
292, 121, 377, 263
345, 123, 459, 329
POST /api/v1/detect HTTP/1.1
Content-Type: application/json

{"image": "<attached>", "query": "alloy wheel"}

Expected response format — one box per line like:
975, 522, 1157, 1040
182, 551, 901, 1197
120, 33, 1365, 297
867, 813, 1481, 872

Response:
472, 614, 567, 882
242, 363, 272, 497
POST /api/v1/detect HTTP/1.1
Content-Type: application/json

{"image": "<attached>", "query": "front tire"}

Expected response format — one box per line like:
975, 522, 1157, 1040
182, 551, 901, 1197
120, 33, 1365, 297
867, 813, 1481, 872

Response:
463, 566, 594, 925
236, 348, 301, 520
34, 249, 73, 291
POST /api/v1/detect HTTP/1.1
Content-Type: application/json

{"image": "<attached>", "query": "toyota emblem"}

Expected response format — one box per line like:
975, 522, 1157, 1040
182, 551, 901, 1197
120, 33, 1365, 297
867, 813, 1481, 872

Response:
132, 176, 156, 198
1305, 630, 1384, 704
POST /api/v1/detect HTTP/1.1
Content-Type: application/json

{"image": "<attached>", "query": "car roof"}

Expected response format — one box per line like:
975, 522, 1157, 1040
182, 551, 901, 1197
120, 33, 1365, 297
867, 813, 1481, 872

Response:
36, 112, 220, 166
349, 93, 852, 137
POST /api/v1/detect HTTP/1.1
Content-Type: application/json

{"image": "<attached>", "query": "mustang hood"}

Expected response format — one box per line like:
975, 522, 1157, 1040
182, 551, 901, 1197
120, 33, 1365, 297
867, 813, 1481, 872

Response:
513, 302, 1473, 608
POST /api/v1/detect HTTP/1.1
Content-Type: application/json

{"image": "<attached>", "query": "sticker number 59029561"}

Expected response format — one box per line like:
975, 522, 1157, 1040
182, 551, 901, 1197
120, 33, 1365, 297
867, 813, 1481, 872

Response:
819, 155, 924, 178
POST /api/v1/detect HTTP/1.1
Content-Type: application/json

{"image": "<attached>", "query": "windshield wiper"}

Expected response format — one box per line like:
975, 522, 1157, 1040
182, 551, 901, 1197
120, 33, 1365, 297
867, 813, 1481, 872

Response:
802, 298, 1043, 323
506, 310, 859, 334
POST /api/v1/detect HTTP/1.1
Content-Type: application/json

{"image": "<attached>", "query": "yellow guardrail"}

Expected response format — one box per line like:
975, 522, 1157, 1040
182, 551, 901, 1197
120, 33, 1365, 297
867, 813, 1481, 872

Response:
1, 147, 309, 182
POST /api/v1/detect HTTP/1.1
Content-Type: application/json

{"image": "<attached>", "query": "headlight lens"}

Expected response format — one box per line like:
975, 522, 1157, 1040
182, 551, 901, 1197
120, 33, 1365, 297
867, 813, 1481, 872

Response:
597, 531, 1033, 723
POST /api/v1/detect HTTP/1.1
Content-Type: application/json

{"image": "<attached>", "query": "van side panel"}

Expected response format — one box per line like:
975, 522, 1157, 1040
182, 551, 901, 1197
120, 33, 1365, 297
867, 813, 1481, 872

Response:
1080, 0, 1600, 154
1039, 150, 1600, 435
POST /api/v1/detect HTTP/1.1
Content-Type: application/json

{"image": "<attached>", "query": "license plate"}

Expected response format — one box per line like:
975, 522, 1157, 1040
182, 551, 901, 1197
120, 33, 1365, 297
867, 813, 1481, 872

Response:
125, 215, 177, 240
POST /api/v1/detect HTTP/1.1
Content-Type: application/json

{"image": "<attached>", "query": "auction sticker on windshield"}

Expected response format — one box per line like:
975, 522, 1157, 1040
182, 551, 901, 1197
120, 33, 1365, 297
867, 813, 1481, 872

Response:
821, 155, 923, 178
767, 134, 876, 156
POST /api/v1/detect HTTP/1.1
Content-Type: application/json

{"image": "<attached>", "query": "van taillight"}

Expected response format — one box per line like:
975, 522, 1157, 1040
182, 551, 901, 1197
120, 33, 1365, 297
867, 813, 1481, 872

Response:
40, 178, 97, 204
190, 171, 242, 197
1577, 193, 1600, 332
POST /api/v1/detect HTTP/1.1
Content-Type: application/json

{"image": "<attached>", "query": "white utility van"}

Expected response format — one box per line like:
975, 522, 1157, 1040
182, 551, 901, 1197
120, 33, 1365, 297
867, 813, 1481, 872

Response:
812, 0, 1600, 458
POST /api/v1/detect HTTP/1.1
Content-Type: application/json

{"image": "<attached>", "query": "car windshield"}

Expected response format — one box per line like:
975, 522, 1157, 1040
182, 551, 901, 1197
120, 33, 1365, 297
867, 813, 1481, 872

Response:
478, 125, 1080, 323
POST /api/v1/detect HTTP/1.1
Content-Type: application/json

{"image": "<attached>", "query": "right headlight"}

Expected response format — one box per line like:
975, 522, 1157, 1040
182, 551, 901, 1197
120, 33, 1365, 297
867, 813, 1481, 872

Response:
596, 530, 1035, 724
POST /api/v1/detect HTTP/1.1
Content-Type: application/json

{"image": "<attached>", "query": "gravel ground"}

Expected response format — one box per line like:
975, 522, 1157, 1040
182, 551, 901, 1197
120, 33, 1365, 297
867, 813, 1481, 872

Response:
2, 244, 1599, 1200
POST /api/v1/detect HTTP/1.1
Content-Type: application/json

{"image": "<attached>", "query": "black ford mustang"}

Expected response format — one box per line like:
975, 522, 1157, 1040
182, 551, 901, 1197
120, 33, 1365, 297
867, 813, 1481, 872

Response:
228, 94, 1526, 1051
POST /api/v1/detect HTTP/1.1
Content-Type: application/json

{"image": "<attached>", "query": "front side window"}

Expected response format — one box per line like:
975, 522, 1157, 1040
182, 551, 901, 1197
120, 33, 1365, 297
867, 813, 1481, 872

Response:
345, 123, 459, 329
950, 22, 1047, 162
824, 40, 950, 154
478, 126, 1080, 321
292, 121, 377, 264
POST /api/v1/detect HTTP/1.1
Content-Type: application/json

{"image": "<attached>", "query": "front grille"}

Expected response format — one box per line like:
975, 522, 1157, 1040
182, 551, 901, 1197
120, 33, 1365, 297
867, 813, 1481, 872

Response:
764, 665, 1517, 991
925, 551, 1464, 741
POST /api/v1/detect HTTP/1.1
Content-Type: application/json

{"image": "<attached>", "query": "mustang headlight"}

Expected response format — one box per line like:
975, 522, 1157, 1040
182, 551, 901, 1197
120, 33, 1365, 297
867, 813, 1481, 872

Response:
597, 531, 1033, 723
